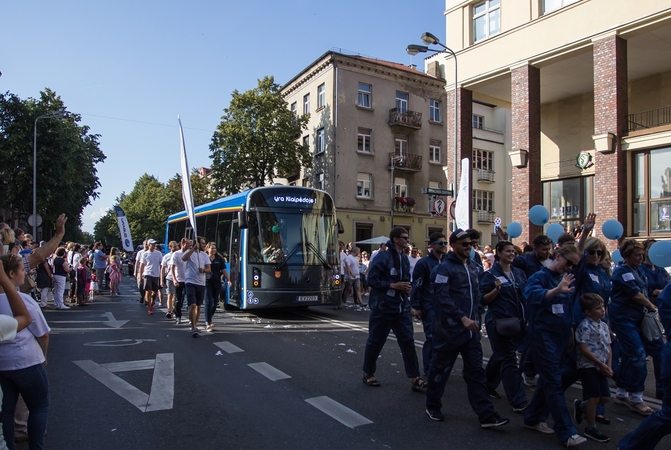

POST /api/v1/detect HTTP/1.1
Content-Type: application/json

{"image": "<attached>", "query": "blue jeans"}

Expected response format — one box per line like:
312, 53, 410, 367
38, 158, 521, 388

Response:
524, 328, 577, 443
485, 322, 527, 407
0, 364, 49, 450
618, 341, 671, 449
425, 335, 496, 423
362, 308, 420, 378
205, 281, 221, 325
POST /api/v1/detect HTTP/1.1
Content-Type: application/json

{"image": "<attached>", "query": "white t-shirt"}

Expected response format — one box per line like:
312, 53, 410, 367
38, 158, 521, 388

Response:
171, 250, 187, 283
0, 292, 50, 370
408, 255, 420, 281
161, 253, 174, 281
134, 250, 146, 271
141, 250, 164, 277
184, 250, 210, 286
339, 251, 347, 275
0, 315, 18, 342
345, 254, 360, 279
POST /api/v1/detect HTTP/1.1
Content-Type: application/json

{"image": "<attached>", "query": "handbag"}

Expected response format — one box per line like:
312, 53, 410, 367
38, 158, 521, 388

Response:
494, 317, 522, 336
20, 274, 36, 294
641, 308, 665, 342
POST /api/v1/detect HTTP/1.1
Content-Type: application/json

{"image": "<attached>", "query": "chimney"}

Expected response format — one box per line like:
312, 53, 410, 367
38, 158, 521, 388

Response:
427, 61, 443, 79
409, 64, 417, 70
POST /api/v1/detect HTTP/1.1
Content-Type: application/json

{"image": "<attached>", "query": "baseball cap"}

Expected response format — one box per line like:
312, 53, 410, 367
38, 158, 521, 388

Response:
147, 239, 157, 244
0, 315, 18, 342
449, 228, 470, 244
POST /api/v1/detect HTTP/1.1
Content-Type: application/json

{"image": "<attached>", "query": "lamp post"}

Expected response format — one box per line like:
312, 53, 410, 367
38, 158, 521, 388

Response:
390, 154, 405, 229
407, 32, 458, 230
33, 111, 66, 239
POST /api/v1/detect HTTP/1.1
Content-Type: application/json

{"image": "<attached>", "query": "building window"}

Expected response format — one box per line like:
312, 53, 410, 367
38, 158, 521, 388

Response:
430, 99, 441, 122
395, 135, 408, 157
633, 147, 671, 236
429, 140, 441, 163
473, 190, 494, 212
429, 181, 442, 189
291, 102, 297, 116
316, 128, 325, 155
395, 177, 408, 198
358, 83, 372, 108
396, 91, 408, 113
542, 176, 594, 230
303, 93, 310, 115
543, 0, 580, 14
357, 128, 372, 153
317, 83, 326, 109
316, 172, 325, 190
473, 0, 500, 43
473, 114, 484, 129
302, 135, 309, 149
357, 173, 372, 198
472, 148, 494, 171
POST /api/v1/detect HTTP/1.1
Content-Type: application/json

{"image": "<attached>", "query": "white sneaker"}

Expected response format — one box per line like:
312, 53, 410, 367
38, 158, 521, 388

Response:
564, 434, 587, 447
56, 305, 70, 310
524, 422, 555, 435
523, 374, 537, 387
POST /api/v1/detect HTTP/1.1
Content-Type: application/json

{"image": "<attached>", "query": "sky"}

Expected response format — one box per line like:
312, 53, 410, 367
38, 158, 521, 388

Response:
1, 1, 445, 233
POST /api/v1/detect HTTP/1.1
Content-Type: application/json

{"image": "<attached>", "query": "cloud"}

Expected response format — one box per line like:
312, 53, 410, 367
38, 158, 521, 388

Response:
89, 206, 111, 221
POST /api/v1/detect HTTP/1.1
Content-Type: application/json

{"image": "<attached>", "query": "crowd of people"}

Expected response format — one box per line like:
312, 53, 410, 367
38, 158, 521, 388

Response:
359, 217, 671, 448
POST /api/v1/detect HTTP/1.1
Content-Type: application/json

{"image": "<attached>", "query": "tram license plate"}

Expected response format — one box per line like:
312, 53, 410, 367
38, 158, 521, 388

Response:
297, 295, 318, 302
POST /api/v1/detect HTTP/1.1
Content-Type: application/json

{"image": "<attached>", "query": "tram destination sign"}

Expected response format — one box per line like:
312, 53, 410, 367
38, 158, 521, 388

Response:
422, 188, 454, 196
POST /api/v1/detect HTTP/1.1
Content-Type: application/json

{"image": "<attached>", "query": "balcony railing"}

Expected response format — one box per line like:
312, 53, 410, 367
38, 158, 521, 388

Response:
476, 210, 496, 223
389, 152, 422, 172
388, 108, 422, 130
476, 169, 496, 183
628, 105, 671, 132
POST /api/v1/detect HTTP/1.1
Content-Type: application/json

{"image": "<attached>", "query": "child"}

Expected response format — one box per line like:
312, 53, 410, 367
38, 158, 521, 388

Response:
90, 273, 99, 299
76, 257, 90, 306
573, 293, 613, 443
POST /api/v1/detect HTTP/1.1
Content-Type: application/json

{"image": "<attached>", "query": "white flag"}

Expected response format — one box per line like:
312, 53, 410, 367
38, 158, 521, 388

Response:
178, 116, 198, 239
454, 157, 470, 230
114, 206, 134, 252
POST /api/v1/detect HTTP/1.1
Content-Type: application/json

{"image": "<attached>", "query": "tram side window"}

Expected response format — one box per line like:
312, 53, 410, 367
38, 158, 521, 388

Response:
170, 221, 187, 243
216, 214, 232, 261
196, 216, 206, 241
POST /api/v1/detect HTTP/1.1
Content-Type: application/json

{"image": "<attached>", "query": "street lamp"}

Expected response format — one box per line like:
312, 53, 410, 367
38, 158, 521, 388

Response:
407, 32, 458, 230
390, 154, 405, 228
33, 111, 66, 239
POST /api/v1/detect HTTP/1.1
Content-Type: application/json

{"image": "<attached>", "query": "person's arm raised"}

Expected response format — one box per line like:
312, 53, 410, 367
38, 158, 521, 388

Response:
0, 260, 31, 331
28, 214, 67, 269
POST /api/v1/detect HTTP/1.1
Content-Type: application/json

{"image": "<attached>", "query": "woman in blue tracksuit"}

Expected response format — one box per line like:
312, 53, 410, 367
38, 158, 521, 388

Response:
481, 240, 528, 411
523, 245, 585, 447
609, 240, 663, 415
640, 239, 671, 305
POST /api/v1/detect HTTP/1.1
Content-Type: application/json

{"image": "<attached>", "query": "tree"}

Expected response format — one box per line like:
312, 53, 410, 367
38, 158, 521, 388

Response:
0, 89, 105, 237
209, 76, 311, 194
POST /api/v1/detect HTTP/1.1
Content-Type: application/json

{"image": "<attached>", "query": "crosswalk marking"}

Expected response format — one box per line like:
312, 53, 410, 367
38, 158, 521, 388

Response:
247, 362, 291, 381
305, 396, 373, 428
214, 341, 244, 354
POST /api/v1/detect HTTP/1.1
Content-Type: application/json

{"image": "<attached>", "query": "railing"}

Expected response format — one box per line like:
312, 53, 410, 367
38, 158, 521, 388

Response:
473, 124, 504, 134
476, 210, 496, 223
476, 169, 496, 183
389, 152, 422, 172
628, 105, 671, 132
388, 108, 422, 130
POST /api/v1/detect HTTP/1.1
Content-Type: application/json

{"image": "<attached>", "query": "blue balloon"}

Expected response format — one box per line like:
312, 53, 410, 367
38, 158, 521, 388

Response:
601, 220, 624, 240
546, 223, 565, 243
507, 222, 522, 238
529, 205, 550, 226
611, 249, 623, 264
648, 240, 671, 268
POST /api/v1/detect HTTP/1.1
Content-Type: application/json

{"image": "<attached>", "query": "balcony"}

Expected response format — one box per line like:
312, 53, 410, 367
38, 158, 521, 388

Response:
628, 105, 671, 132
394, 196, 416, 213
476, 210, 496, 224
476, 169, 496, 183
389, 152, 422, 172
388, 108, 422, 131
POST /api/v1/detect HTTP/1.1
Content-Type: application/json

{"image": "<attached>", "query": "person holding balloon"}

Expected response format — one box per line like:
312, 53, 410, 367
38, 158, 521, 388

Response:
640, 239, 671, 306
609, 240, 664, 415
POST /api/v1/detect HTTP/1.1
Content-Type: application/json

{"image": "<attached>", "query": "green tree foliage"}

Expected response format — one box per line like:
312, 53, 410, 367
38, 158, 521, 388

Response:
209, 76, 310, 194
0, 89, 105, 235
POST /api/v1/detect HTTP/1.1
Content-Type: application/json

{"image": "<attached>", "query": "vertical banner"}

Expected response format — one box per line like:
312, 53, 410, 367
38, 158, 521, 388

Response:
178, 116, 198, 239
454, 157, 471, 230
114, 206, 134, 252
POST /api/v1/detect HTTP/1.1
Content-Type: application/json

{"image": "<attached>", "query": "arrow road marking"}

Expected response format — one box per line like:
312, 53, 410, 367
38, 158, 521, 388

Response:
74, 353, 174, 412
247, 362, 291, 381
305, 396, 373, 428
102, 312, 128, 328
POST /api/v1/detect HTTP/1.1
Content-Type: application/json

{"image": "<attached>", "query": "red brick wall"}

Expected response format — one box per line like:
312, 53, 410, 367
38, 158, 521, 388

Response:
511, 65, 542, 243
593, 35, 628, 249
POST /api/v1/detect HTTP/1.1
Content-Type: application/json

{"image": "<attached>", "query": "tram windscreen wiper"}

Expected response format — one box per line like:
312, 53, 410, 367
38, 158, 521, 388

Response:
273, 241, 304, 270
305, 241, 331, 269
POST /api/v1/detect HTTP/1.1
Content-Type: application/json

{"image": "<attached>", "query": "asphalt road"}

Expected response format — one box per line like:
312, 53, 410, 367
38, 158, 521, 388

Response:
21, 276, 669, 450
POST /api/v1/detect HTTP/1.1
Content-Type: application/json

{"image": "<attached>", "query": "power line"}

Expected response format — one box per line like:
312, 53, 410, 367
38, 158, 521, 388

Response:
79, 113, 214, 133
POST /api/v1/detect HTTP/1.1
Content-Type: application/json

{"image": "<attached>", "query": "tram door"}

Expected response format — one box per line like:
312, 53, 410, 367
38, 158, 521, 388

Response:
228, 220, 241, 304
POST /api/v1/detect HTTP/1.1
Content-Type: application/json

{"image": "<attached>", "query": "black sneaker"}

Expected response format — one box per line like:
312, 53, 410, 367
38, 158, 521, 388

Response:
573, 399, 583, 424
166, 312, 173, 319
425, 409, 444, 421
584, 427, 610, 443
481, 415, 510, 428
488, 387, 502, 399
512, 402, 529, 412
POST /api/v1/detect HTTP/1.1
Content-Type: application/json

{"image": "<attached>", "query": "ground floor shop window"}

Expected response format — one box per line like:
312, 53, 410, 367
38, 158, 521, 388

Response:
633, 146, 671, 236
542, 176, 594, 231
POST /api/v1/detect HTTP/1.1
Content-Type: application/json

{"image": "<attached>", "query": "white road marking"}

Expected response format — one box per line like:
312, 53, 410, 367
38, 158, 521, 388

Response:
74, 353, 174, 412
84, 339, 157, 347
47, 312, 128, 328
247, 362, 291, 381
305, 396, 373, 428
214, 341, 244, 354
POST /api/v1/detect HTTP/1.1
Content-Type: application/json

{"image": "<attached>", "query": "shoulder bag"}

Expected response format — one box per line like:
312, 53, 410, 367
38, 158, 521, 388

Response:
641, 308, 665, 342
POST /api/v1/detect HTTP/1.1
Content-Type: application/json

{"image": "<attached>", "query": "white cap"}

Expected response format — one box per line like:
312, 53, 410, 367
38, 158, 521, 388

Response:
147, 239, 157, 244
0, 315, 19, 342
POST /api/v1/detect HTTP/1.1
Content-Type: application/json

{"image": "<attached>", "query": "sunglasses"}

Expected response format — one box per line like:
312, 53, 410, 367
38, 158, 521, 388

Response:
538, 238, 552, 245
562, 255, 578, 268
459, 241, 473, 247
431, 241, 448, 246
398, 236, 409, 240
587, 250, 603, 256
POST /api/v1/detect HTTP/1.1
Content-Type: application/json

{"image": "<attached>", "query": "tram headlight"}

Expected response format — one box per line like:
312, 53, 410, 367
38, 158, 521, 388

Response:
333, 273, 340, 286
252, 267, 261, 287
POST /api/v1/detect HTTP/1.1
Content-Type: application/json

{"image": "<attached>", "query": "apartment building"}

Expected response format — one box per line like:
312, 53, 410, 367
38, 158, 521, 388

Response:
425, 0, 671, 245
281, 51, 450, 248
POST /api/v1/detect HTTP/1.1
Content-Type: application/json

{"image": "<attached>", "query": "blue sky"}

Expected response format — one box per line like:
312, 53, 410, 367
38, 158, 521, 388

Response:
2, 1, 445, 233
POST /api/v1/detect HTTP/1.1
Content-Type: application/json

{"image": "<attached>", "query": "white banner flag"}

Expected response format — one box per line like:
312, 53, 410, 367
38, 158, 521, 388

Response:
178, 116, 198, 239
454, 157, 471, 230
114, 206, 134, 252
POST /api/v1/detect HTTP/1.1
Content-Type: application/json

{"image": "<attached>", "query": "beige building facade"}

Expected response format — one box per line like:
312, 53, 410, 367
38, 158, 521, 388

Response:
425, 0, 671, 245
282, 52, 452, 249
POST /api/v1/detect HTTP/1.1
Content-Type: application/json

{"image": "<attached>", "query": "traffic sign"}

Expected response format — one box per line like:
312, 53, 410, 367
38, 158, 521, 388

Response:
422, 188, 454, 196
431, 197, 446, 217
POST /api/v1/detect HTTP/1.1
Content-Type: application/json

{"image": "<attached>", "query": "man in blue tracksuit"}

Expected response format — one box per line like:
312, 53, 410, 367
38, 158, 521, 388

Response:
410, 232, 448, 376
513, 234, 553, 278
424, 229, 509, 428
362, 227, 425, 391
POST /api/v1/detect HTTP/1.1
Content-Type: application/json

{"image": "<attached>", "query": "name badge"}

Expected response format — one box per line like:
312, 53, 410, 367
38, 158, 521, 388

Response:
435, 274, 449, 284
390, 268, 398, 276
497, 276, 509, 284
589, 274, 600, 283
552, 304, 564, 315
622, 272, 635, 282
386, 289, 396, 297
